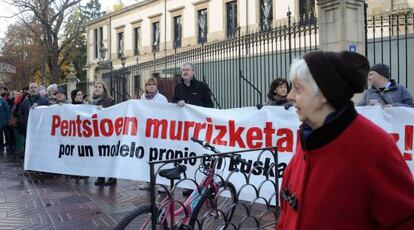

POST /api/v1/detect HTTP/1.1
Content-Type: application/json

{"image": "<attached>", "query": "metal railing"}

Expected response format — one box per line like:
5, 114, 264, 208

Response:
145, 147, 279, 229
103, 10, 318, 108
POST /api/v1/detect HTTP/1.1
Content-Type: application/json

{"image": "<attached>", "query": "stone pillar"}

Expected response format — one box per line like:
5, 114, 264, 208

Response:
94, 61, 112, 82
317, 0, 366, 55
317, 0, 367, 103
67, 63, 77, 103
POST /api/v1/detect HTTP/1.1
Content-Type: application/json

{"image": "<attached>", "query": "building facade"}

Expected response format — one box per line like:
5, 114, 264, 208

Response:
85, 0, 317, 96
367, 0, 414, 15
85, 0, 414, 106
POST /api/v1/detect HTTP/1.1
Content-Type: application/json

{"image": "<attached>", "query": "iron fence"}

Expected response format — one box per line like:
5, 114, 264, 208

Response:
365, 9, 414, 93
102, 68, 130, 103
103, 10, 318, 108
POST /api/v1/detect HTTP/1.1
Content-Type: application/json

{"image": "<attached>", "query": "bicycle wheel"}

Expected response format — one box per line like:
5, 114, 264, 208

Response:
115, 206, 166, 230
188, 181, 238, 229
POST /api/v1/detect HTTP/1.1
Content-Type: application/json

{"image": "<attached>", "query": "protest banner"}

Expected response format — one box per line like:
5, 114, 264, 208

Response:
24, 100, 414, 201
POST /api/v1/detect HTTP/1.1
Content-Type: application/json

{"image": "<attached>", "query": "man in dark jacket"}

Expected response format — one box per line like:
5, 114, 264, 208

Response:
172, 63, 214, 108
18, 83, 49, 136
358, 63, 413, 107
172, 63, 213, 196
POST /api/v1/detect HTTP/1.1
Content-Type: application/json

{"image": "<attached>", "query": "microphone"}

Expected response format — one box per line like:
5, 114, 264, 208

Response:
191, 137, 203, 145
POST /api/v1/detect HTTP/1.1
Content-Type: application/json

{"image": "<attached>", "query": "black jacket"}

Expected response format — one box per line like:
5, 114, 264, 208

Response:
172, 77, 214, 108
18, 94, 50, 135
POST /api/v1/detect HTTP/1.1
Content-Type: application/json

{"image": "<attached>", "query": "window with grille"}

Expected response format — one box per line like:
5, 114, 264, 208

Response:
197, 9, 208, 44
94, 27, 103, 59
226, 1, 238, 37
299, 0, 315, 24
133, 27, 140, 56
260, 0, 273, 31
173, 16, 182, 48
117, 31, 124, 58
152, 22, 160, 52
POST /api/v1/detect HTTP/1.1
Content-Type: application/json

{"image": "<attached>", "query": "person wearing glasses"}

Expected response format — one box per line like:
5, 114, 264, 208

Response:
71, 89, 84, 105
172, 62, 213, 108
277, 51, 414, 229
172, 63, 213, 196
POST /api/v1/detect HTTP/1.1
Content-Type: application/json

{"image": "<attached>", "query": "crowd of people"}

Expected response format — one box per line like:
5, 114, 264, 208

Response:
2, 55, 414, 228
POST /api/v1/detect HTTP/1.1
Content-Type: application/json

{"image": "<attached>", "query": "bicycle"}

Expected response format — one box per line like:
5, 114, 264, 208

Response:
115, 137, 243, 230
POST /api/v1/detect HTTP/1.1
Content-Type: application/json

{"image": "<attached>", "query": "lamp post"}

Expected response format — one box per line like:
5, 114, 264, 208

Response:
119, 53, 127, 101
67, 62, 77, 102
120, 54, 127, 69
152, 45, 156, 73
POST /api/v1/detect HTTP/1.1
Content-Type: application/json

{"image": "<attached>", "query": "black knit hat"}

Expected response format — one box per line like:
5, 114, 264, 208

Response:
303, 51, 370, 108
369, 63, 390, 79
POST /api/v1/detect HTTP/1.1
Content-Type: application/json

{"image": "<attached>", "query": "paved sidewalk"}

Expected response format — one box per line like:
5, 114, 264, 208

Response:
0, 152, 277, 229
0, 153, 150, 230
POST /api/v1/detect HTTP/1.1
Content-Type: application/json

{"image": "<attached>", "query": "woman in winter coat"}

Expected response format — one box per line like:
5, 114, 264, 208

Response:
139, 77, 167, 190
69, 89, 89, 180
92, 82, 117, 186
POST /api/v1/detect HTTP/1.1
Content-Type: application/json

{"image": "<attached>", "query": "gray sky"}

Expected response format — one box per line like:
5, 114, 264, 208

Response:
0, 0, 138, 41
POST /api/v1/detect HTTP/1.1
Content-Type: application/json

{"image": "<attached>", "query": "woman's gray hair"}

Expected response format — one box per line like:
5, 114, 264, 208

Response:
289, 59, 320, 95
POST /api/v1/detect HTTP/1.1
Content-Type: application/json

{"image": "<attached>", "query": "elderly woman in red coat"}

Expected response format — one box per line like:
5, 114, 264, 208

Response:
277, 51, 414, 230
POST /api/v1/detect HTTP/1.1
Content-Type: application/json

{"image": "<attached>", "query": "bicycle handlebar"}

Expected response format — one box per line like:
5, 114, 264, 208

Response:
190, 137, 220, 153
190, 137, 248, 165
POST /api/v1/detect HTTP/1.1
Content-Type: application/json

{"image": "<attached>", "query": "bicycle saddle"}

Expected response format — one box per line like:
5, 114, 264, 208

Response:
159, 165, 187, 180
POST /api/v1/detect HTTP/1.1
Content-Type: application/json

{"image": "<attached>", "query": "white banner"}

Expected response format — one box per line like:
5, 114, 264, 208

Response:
24, 101, 414, 201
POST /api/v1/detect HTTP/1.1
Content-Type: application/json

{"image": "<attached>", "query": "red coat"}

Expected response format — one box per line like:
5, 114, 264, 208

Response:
277, 105, 414, 230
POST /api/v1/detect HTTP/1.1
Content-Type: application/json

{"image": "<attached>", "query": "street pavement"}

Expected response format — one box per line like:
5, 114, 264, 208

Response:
0, 152, 276, 229
0, 152, 150, 230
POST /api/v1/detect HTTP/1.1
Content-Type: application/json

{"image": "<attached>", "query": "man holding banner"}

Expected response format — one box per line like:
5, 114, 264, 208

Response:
173, 63, 213, 108
277, 51, 414, 229
173, 62, 214, 196
358, 63, 413, 107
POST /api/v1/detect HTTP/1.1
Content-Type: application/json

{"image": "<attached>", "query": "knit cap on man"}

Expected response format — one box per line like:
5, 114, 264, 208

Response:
369, 63, 390, 79
303, 51, 370, 109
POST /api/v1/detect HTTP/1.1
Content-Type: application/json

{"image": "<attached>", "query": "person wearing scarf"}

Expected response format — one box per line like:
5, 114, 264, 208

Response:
140, 77, 168, 102
277, 51, 414, 229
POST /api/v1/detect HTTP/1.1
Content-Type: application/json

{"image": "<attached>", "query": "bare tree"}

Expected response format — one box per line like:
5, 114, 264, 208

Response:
1, 22, 44, 89
6, 0, 82, 84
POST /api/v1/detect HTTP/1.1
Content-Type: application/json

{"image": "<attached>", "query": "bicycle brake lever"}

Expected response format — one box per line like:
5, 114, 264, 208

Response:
232, 154, 248, 165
